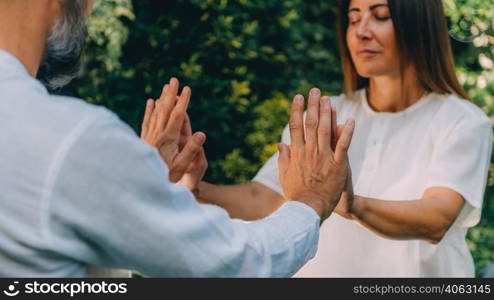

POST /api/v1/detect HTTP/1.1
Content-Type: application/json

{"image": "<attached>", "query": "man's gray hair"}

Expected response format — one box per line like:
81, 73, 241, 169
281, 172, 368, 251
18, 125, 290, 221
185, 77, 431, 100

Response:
37, 0, 89, 90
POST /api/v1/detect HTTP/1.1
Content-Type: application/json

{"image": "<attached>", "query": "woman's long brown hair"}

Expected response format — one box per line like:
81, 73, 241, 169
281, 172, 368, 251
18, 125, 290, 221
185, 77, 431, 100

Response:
337, 0, 470, 100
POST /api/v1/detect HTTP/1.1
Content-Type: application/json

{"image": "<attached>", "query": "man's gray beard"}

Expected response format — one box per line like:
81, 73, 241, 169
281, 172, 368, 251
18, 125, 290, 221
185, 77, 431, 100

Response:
37, 1, 88, 90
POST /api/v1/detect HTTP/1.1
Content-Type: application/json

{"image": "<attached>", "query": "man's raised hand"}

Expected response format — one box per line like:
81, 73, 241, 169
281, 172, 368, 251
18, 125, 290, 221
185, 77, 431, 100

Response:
278, 88, 355, 222
141, 78, 206, 183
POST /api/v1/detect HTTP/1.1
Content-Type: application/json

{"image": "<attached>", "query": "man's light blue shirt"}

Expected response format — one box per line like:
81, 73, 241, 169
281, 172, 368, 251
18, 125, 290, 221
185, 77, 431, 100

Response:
0, 50, 320, 277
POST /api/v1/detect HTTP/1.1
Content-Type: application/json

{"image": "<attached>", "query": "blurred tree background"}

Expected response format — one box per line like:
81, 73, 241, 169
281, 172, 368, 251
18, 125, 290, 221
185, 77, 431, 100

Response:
61, 0, 494, 276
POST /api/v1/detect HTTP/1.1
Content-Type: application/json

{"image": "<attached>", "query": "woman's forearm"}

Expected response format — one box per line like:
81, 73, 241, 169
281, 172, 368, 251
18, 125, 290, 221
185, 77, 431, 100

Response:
351, 195, 462, 244
197, 181, 285, 221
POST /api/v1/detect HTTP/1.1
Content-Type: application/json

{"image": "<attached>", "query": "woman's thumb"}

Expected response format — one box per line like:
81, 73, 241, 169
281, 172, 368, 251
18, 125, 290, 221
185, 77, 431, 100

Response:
277, 143, 290, 173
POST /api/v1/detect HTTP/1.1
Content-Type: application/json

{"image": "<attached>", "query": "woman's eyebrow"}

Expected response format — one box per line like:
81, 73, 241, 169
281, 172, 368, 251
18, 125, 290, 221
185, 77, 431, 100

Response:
348, 4, 388, 13
369, 4, 389, 10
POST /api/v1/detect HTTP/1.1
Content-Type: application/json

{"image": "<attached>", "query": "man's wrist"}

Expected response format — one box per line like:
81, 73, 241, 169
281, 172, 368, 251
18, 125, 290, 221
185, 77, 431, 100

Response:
292, 196, 331, 221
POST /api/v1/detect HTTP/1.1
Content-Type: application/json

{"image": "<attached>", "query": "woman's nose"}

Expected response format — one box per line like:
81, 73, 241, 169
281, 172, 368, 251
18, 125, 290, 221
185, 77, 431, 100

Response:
356, 15, 372, 40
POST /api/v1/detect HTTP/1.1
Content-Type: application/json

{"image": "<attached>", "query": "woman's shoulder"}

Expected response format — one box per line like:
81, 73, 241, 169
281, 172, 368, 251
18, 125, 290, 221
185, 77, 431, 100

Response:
431, 93, 492, 137
433, 93, 491, 124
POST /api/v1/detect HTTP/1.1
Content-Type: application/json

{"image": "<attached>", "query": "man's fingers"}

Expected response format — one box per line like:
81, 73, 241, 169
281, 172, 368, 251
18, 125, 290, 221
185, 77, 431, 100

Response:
158, 84, 169, 103
317, 96, 333, 154
169, 132, 206, 182
141, 99, 155, 139
305, 88, 321, 156
289, 95, 305, 151
163, 86, 191, 144
334, 119, 355, 164
154, 78, 180, 136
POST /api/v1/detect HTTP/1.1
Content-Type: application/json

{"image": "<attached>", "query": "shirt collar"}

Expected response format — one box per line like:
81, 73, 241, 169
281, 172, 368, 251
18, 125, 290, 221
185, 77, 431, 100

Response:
360, 88, 433, 117
0, 49, 49, 95
0, 49, 30, 78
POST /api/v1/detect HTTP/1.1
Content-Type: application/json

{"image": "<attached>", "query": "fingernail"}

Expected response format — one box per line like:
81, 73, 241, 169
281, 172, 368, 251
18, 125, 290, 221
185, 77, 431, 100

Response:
321, 96, 330, 106
147, 99, 154, 106
170, 77, 178, 87
182, 86, 191, 96
294, 95, 303, 104
194, 133, 205, 143
310, 88, 320, 97
348, 119, 355, 129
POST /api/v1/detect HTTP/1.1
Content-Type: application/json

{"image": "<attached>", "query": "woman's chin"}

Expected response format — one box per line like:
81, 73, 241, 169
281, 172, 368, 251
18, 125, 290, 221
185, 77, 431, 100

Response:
355, 68, 387, 79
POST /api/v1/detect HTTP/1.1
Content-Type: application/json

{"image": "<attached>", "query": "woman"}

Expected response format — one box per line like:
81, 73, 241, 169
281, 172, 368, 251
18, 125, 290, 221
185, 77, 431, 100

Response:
191, 0, 493, 277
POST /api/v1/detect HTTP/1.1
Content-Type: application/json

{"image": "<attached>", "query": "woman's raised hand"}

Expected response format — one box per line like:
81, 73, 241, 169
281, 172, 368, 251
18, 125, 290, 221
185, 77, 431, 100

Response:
329, 105, 355, 219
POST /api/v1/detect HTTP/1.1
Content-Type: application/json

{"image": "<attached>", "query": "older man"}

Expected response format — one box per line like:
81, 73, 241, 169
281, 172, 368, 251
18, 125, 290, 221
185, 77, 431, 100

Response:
0, 0, 354, 277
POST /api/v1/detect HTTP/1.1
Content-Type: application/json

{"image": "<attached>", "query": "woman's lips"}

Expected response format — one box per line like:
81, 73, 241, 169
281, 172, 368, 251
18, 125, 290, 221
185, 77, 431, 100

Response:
356, 50, 380, 58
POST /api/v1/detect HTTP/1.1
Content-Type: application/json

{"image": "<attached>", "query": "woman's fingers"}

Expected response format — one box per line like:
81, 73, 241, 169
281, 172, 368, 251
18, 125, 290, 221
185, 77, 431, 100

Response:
337, 125, 344, 141
169, 132, 206, 182
178, 114, 193, 151
192, 147, 207, 173
331, 105, 337, 151
317, 96, 333, 155
181, 113, 193, 138
141, 99, 155, 140
277, 143, 291, 179
334, 119, 355, 164
289, 95, 305, 153
305, 88, 321, 156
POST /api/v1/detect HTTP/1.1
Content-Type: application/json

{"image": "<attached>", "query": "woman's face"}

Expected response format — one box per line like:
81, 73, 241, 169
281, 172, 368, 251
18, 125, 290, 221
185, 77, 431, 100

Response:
346, 0, 400, 78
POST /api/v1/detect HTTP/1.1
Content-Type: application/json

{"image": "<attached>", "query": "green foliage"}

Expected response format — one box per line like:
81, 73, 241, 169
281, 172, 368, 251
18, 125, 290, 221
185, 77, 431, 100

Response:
69, 0, 344, 184
63, 0, 494, 276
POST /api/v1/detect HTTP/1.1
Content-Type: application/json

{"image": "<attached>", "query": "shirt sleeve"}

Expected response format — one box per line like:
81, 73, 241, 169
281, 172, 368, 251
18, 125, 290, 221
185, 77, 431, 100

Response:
425, 115, 493, 227
44, 112, 320, 277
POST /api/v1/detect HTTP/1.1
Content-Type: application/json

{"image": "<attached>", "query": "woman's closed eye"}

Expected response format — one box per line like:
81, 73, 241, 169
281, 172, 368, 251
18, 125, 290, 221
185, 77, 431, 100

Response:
374, 6, 390, 21
348, 12, 390, 25
348, 13, 361, 25
375, 15, 390, 21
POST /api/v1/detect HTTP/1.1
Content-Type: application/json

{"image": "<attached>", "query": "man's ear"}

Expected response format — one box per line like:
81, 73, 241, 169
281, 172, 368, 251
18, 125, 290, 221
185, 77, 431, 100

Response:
47, 0, 62, 28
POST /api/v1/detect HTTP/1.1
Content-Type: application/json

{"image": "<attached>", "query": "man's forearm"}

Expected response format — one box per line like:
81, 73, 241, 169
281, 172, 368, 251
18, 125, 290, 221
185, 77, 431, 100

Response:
197, 181, 285, 221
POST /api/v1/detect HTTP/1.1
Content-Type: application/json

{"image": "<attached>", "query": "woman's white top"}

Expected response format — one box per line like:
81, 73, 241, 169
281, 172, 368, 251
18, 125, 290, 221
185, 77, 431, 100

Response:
253, 89, 493, 277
